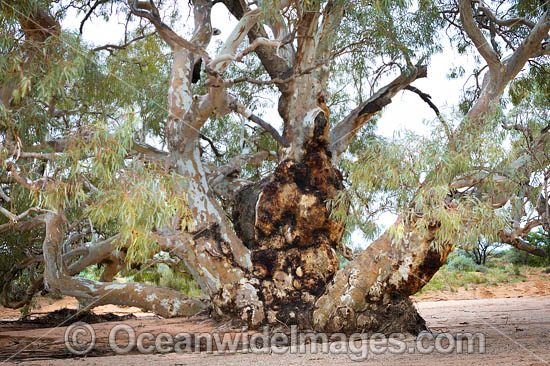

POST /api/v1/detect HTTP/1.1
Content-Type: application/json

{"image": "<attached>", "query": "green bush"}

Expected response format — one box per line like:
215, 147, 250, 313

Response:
474, 264, 488, 273
505, 248, 548, 267
4, 269, 32, 303
132, 263, 202, 297
462, 272, 485, 284
504, 263, 522, 276
78, 264, 103, 281
446, 253, 477, 272
506, 230, 550, 267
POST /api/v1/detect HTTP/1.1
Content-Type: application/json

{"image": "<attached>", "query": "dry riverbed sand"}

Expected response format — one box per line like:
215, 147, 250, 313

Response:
1, 270, 550, 365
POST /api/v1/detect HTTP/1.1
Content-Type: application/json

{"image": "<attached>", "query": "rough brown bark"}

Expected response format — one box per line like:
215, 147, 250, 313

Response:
313, 216, 452, 333
232, 110, 347, 327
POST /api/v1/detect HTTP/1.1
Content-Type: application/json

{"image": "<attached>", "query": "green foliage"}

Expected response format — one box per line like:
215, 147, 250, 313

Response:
332, 107, 515, 250
78, 264, 103, 281
446, 252, 477, 272
131, 263, 201, 297
509, 65, 550, 108
13, 112, 194, 264
506, 230, 550, 267
415, 259, 528, 296
337, 0, 442, 64
2, 268, 32, 302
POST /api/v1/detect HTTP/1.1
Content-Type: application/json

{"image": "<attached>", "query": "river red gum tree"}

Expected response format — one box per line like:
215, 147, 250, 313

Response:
1, 0, 549, 334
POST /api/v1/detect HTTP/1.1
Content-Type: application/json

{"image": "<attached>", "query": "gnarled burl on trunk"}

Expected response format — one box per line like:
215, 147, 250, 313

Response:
232, 111, 346, 328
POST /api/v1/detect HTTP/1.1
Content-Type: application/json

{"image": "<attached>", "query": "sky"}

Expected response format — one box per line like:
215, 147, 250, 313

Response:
62, 2, 479, 250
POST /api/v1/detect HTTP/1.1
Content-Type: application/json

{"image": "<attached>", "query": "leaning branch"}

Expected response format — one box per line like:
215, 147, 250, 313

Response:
220, 0, 295, 98
405, 85, 454, 143
131, 141, 168, 160
0, 206, 52, 223
128, 0, 211, 62
210, 2, 289, 74
229, 99, 288, 146
223, 59, 334, 87
91, 33, 152, 53
500, 235, 546, 257
404, 85, 441, 118
329, 65, 428, 160
0, 214, 47, 234
478, 4, 536, 29
65, 234, 120, 275
458, 0, 502, 74
18, 151, 59, 161
0, 186, 10, 202
208, 37, 281, 71
200, 134, 222, 157
42, 213, 208, 317
6, 162, 39, 191
504, 9, 550, 82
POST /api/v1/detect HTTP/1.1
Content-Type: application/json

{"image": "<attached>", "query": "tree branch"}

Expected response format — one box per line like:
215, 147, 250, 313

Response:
127, 0, 211, 62
0, 214, 47, 234
209, 36, 281, 71
0, 206, 52, 223
405, 85, 454, 142
79, 0, 109, 34
91, 33, 152, 53
458, 0, 502, 74
18, 151, 59, 161
505, 9, 550, 82
0, 186, 10, 202
221, 0, 295, 121
41, 214, 208, 317
500, 235, 546, 257
329, 65, 428, 160
131, 140, 168, 160
404, 85, 441, 118
477, 4, 536, 29
200, 134, 222, 157
65, 234, 120, 275
208, 150, 274, 201
229, 99, 288, 146
6, 162, 39, 191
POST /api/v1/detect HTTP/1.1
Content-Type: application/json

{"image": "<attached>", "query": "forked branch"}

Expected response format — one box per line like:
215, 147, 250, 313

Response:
458, 0, 502, 74
128, 0, 211, 62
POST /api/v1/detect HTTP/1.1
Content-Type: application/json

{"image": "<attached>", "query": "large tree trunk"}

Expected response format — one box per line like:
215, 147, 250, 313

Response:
313, 218, 452, 334
224, 104, 448, 333
232, 109, 347, 327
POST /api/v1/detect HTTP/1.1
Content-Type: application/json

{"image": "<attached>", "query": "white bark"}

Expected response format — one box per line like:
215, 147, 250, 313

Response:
41, 213, 207, 317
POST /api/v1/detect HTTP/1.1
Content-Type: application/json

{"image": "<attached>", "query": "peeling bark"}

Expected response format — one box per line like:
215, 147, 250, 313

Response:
313, 216, 452, 334
41, 213, 208, 318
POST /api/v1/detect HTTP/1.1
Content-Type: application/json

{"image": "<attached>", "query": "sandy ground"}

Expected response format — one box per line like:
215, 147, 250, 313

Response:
0, 297, 148, 321
414, 269, 550, 302
2, 269, 547, 321
1, 271, 549, 365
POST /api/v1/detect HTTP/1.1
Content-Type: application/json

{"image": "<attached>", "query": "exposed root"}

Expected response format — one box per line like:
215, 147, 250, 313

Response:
320, 295, 427, 335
